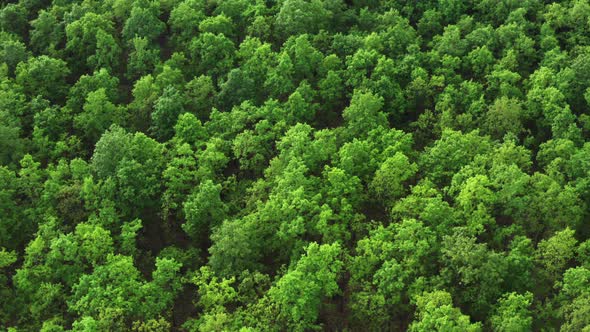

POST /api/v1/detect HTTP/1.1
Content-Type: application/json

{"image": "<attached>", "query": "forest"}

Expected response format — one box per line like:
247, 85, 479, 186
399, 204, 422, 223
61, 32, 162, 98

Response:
1, 0, 590, 331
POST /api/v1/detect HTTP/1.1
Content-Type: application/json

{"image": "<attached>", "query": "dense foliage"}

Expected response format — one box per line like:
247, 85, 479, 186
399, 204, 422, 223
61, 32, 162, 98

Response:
2, 0, 590, 330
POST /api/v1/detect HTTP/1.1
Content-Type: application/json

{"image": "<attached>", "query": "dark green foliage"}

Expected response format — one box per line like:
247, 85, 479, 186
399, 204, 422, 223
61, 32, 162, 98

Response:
2, 0, 590, 331
16, 56, 70, 103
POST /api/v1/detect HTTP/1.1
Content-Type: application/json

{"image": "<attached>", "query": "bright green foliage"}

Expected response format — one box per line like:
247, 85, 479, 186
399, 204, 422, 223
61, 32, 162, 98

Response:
0, 167, 21, 248
191, 266, 237, 313
441, 232, 511, 318
173, 113, 206, 146
74, 88, 124, 146
88, 29, 121, 72
200, 15, 233, 37
67, 68, 119, 114
122, 2, 166, 44
91, 126, 165, 216
90, 125, 131, 180
190, 32, 235, 80
420, 129, 493, 186
70, 254, 181, 325
265, 52, 296, 99
558, 266, 590, 331
151, 86, 185, 141
3, 1, 590, 331
0, 4, 27, 38
536, 228, 578, 289
120, 219, 142, 256
128, 74, 159, 132
484, 97, 524, 139
162, 143, 198, 218
410, 290, 482, 332
66, 13, 115, 71
276, 0, 332, 39
182, 180, 227, 242
370, 152, 417, 201
490, 292, 533, 332
349, 219, 437, 329
185, 75, 216, 118
342, 90, 388, 138
30, 10, 63, 56
127, 37, 160, 80
0, 39, 28, 75
268, 242, 343, 331
208, 217, 263, 278
168, 0, 205, 47
316, 166, 364, 243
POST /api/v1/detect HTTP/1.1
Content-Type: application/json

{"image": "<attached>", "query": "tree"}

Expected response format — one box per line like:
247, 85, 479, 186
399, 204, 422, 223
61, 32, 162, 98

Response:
11, 219, 114, 328
182, 179, 227, 242
0, 39, 28, 76
316, 166, 364, 243
30, 9, 63, 56
337, 139, 374, 182
285, 83, 317, 124
65, 13, 115, 72
265, 52, 296, 99
453, 174, 496, 235
268, 242, 343, 331
559, 266, 590, 332
0, 111, 25, 168
184, 75, 216, 119
162, 144, 198, 218
208, 217, 265, 278
70, 254, 181, 327
441, 231, 509, 319
150, 86, 186, 141
195, 137, 230, 181
217, 68, 256, 112
189, 33, 235, 80
342, 90, 388, 138
199, 14, 234, 37
91, 126, 165, 217
67, 68, 119, 114
535, 228, 578, 291
370, 152, 417, 201
192, 266, 237, 313
90, 125, 131, 180
168, 0, 205, 49
484, 97, 524, 139
128, 74, 159, 132
392, 179, 457, 235
120, 219, 142, 256
232, 119, 282, 173
88, 29, 122, 72
275, 0, 331, 40
0, 167, 22, 249
0, 4, 27, 38
4, 1, 590, 330
122, 3, 166, 44
173, 113, 206, 146
127, 37, 160, 81
409, 290, 482, 332
74, 88, 124, 147
16, 56, 70, 103
0, 247, 17, 323
236, 38, 277, 102
419, 130, 492, 186
349, 219, 437, 329
490, 292, 533, 332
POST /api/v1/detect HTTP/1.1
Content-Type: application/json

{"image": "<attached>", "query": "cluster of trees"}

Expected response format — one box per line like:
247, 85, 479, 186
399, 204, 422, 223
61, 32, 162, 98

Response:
1, 0, 590, 330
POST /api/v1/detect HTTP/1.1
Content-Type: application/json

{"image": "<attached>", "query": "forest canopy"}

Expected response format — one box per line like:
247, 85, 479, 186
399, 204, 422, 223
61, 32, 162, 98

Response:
1, 0, 590, 331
